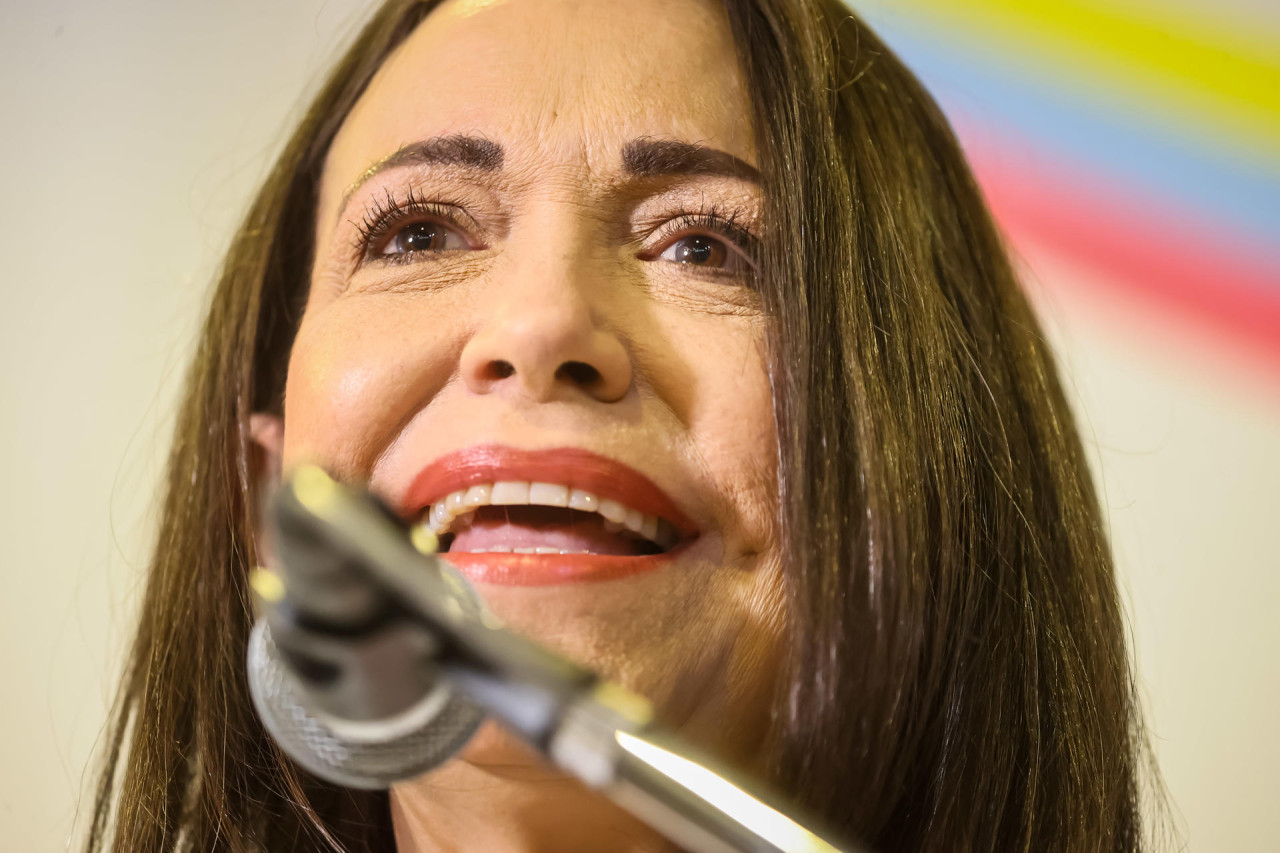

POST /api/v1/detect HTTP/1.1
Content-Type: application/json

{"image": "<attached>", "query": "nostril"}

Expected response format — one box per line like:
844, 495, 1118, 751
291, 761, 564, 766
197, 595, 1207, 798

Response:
486, 360, 516, 380
557, 360, 601, 387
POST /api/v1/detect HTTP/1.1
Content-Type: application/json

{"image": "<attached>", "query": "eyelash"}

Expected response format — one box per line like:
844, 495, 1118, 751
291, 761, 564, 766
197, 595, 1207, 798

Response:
352, 186, 474, 263
645, 204, 759, 274
351, 188, 759, 273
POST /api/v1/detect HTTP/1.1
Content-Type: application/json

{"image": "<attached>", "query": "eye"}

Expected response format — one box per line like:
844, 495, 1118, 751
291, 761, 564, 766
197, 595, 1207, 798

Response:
656, 234, 750, 274
380, 219, 470, 256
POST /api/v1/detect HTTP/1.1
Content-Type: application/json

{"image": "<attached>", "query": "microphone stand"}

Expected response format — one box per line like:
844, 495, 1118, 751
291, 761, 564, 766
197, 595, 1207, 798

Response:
257, 466, 865, 853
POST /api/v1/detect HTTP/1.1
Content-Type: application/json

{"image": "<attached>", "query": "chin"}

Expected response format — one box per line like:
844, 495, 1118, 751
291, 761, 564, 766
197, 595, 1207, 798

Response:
453, 720, 558, 777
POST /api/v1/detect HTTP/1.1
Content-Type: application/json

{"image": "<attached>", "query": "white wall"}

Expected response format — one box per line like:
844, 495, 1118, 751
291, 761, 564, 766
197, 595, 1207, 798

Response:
1, 2, 1274, 850
1025, 241, 1280, 851
0, 2, 378, 847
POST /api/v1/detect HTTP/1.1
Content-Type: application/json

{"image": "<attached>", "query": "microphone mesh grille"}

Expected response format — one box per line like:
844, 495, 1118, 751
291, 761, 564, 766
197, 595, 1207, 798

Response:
248, 621, 485, 789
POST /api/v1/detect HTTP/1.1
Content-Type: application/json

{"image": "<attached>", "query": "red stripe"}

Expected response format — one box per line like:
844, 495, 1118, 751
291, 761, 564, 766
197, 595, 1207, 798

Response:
963, 144, 1280, 371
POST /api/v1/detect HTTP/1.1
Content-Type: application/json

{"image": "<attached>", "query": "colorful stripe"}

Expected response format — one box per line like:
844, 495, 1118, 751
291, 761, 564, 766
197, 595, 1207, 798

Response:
876, 0, 1280, 159
967, 138, 1280, 368
851, 0, 1280, 373
878, 26, 1280, 260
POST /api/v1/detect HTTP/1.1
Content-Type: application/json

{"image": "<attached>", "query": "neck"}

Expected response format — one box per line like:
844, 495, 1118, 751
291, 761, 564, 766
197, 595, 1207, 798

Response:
390, 725, 679, 853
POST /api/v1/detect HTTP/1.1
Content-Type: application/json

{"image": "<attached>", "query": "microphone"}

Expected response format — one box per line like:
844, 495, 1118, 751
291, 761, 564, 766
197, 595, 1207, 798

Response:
247, 465, 862, 853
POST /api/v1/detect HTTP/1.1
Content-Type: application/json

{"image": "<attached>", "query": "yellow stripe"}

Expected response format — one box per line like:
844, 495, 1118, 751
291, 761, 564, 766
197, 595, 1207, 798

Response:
896, 0, 1280, 152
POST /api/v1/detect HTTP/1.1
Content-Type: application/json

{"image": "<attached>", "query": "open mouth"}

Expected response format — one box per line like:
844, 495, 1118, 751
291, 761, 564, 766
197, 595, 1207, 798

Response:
412, 481, 686, 557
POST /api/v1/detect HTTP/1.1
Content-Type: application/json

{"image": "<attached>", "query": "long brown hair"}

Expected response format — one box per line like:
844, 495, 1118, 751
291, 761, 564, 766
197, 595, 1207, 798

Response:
87, 1, 1161, 849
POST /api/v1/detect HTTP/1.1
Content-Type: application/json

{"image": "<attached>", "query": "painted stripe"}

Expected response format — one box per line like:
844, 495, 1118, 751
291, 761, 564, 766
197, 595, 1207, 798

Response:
1131, 0, 1280, 41
854, 0, 1280, 157
864, 26, 1280, 258
967, 143, 1280, 369
1019, 238, 1280, 393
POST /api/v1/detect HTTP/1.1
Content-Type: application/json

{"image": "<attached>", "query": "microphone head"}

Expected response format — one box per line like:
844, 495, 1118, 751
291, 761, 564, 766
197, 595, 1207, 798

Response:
247, 620, 485, 789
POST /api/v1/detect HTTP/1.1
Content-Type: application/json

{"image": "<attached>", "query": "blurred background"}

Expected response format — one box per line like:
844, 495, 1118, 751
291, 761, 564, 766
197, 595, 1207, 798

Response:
0, 0, 1275, 849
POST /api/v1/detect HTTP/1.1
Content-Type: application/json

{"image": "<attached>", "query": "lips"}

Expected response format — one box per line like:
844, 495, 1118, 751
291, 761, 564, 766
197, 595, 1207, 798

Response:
401, 445, 699, 585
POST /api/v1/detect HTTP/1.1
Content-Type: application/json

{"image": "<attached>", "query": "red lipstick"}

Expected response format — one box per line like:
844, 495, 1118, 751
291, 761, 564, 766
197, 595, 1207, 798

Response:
401, 445, 697, 586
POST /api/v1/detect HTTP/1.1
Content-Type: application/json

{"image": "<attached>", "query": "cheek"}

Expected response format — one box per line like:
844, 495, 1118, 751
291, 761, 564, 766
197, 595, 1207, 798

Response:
664, 313, 777, 553
281, 297, 460, 476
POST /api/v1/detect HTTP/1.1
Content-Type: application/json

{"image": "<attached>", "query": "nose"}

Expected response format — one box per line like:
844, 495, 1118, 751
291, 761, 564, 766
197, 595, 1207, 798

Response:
459, 268, 632, 404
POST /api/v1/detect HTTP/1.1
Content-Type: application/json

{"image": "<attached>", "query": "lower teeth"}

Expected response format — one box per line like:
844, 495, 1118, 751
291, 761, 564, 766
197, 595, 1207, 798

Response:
455, 547, 594, 555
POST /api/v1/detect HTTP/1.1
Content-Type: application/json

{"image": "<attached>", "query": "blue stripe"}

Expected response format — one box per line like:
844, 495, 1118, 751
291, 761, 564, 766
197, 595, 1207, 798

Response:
855, 16, 1280, 259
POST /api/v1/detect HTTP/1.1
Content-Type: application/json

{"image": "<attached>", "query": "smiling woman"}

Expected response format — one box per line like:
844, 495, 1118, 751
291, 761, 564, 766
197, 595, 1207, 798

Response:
86, 0, 1157, 851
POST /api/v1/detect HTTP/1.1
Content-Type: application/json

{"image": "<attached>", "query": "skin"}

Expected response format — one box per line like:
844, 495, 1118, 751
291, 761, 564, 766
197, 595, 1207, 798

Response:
253, 0, 785, 848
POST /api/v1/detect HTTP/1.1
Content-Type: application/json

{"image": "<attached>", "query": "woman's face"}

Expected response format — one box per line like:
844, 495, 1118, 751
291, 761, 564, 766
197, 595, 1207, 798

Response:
274, 0, 783, 764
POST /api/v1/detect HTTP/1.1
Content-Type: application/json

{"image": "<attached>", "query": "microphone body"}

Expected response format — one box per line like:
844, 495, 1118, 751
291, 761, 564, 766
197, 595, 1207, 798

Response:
247, 466, 860, 853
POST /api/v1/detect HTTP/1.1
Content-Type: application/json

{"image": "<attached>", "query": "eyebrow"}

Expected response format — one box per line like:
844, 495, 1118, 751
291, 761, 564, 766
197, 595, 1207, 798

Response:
620, 137, 759, 183
339, 134, 503, 215
338, 134, 758, 218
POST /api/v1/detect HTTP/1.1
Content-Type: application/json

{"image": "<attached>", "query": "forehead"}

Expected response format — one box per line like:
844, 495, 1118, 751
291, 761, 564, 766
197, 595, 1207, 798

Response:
324, 0, 755, 199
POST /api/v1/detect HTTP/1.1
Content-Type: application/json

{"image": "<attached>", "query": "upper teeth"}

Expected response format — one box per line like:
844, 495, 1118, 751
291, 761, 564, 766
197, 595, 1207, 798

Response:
418, 481, 680, 550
